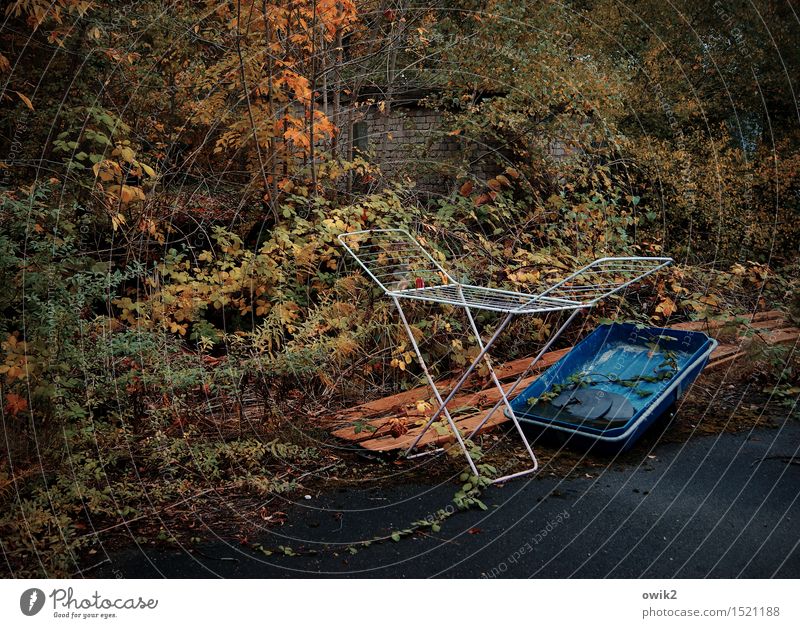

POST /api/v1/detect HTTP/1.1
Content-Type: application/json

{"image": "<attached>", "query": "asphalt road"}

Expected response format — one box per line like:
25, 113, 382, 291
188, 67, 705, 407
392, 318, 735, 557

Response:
96, 420, 800, 578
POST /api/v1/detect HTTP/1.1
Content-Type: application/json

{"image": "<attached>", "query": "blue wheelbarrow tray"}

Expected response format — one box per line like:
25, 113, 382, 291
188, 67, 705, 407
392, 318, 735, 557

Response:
505, 323, 718, 451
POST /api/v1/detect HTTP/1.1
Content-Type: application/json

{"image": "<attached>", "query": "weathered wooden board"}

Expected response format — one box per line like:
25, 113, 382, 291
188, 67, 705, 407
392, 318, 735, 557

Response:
330, 311, 796, 452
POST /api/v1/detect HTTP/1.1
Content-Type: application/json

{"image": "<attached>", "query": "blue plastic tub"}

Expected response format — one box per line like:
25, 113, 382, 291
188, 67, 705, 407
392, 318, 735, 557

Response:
505, 323, 717, 451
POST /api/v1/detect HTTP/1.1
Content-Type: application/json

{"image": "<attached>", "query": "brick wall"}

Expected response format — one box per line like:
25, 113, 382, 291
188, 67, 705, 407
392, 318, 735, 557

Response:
328, 102, 571, 193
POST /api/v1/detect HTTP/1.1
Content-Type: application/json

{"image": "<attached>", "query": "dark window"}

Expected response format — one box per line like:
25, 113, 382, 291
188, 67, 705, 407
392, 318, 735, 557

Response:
352, 121, 369, 154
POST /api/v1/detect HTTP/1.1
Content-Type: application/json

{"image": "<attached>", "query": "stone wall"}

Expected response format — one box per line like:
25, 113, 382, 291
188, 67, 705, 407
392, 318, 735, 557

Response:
332, 102, 571, 194
346, 106, 462, 195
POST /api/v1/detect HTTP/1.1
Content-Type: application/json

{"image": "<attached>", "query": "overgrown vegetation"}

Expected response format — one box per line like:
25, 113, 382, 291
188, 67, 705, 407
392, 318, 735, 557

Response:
0, 0, 798, 576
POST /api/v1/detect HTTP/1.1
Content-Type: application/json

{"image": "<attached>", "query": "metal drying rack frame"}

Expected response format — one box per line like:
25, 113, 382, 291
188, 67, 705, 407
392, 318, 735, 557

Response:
339, 228, 672, 483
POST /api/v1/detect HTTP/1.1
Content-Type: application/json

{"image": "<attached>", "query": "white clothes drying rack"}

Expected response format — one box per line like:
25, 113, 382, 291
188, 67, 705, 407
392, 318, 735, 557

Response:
339, 228, 672, 484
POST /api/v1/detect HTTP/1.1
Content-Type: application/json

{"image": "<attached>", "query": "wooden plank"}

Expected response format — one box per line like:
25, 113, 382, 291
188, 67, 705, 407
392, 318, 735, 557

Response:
752, 310, 785, 321
762, 327, 800, 346
704, 351, 746, 372
709, 344, 742, 361
694, 325, 797, 372
743, 318, 791, 331
668, 310, 785, 333
332, 371, 542, 443
355, 343, 746, 452
335, 347, 570, 424
332, 313, 797, 453
360, 405, 510, 452
337, 312, 786, 424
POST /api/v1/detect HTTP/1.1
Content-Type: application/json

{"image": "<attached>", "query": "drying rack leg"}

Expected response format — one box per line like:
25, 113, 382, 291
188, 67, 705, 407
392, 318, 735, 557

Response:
392, 297, 480, 477
459, 298, 538, 472
467, 308, 582, 441
401, 308, 515, 463
394, 298, 581, 483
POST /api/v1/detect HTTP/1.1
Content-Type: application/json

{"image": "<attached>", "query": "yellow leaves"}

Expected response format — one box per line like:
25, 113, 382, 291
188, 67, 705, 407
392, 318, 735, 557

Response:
688, 294, 721, 312
316, 0, 358, 37
486, 174, 512, 192
283, 71, 311, 104
547, 193, 563, 209
389, 341, 415, 371
137, 217, 155, 236
284, 121, 310, 150
415, 399, 432, 414
113, 297, 145, 325
507, 269, 541, 285
93, 159, 121, 182
0, 334, 29, 382
111, 143, 136, 163
254, 299, 271, 317
385, 417, 409, 438
312, 109, 336, 140
655, 296, 677, 318
295, 241, 318, 272
321, 217, 348, 233
102, 47, 141, 66
275, 302, 300, 332
3, 334, 23, 352
95, 145, 156, 194
289, 32, 313, 51
111, 213, 126, 231
95, 155, 147, 209
333, 335, 359, 360
117, 184, 146, 203
390, 355, 411, 371
0, 361, 27, 381
168, 321, 187, 336
14, 91, 33, 111
211, 293, 229, 309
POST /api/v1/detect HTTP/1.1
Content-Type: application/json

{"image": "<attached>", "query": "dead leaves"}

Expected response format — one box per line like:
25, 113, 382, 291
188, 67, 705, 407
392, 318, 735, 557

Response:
4, 392, 27, 416
384, 418, 408, 438
0, 334, 30, 382
655, 296, 677, 319
93, 159, 121, 182
14, 91, 33, 110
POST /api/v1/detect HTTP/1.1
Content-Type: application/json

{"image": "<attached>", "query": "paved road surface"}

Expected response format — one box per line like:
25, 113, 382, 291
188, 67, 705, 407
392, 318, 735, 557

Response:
96, 421, 800, 578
